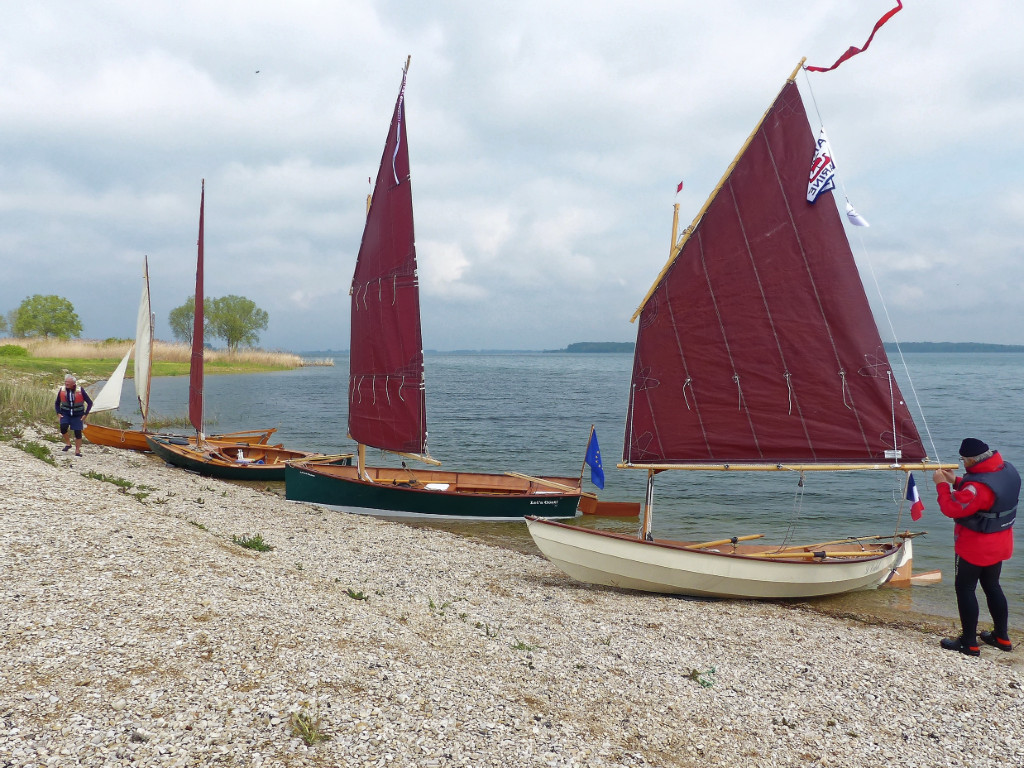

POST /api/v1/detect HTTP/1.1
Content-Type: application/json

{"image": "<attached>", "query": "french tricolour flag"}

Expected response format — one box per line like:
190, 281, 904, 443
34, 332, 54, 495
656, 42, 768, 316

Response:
906, 472, 925, 522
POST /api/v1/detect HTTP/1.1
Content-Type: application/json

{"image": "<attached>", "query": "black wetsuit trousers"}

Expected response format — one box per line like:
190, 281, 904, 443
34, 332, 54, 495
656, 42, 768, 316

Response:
954, 555, 1009, 643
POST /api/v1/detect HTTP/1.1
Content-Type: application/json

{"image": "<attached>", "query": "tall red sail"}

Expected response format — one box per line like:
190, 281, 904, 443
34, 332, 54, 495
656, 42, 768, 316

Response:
189, 180, 205, 436
348, 66, 427, 455
624, 80, 925, 465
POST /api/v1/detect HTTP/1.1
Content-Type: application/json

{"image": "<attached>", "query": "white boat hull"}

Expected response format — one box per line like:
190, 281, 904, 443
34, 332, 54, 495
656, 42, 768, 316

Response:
526, 519, 912, 599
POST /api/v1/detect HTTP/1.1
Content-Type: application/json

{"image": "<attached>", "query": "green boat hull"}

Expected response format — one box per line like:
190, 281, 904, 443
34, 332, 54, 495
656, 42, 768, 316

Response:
285, 463, 580, 520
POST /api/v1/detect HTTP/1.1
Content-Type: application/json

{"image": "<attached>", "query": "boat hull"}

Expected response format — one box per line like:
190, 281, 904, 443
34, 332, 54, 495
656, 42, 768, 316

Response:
285, 461, 581, 520
85, 424, 276, 452
525, 518, 911, 599
147, 436, 318, 481
83, 424, 153, 451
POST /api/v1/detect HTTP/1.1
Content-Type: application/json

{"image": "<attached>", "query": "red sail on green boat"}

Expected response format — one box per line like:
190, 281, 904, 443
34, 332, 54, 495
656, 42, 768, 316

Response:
286, 58, 587, 519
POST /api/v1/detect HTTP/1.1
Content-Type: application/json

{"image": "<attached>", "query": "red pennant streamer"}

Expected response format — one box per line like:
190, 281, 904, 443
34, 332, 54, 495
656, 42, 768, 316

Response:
805, 2, 903, 73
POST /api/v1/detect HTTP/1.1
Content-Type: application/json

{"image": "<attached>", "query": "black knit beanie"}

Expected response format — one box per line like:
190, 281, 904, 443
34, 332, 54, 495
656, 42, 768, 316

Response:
959, 438, 990, 458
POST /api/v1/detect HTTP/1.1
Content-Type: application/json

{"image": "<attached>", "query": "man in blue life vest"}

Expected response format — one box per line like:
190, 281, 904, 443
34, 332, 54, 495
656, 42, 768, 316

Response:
55, 374, 93, 457
933, 437, 1018, 656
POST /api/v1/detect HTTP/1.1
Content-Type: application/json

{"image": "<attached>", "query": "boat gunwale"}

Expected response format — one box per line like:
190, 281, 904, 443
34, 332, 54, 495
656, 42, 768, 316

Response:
525, 517, 903, 565
290, 460, 582, 498
85, 423, 277, 451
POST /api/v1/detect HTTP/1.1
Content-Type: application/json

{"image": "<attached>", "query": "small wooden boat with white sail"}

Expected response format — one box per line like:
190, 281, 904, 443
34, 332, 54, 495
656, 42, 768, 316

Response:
528, 60, 954, 599
285, 58, 585, 520
84, 255, 275, 451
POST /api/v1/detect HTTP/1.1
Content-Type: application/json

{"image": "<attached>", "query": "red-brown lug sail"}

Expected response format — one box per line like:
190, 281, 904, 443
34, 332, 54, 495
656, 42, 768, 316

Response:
624, 80, 924, 466
348, 68, 427, 455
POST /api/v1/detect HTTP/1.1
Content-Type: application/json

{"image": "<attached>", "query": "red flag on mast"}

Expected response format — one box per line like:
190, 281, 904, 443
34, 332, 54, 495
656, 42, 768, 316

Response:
805, 2, 903, 73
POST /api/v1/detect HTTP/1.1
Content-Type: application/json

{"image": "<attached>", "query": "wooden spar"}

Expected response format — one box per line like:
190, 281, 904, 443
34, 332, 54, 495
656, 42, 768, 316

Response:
747, 549, 890, 560
630, 58, 808, 323
393, 450, 442, 466
290, 453, 355, 465
357, 444, 368, 480
687, 534, 764, 550
639, 468, 655, 540
504, 471, 591, 498
670, 204, 679, 258
140, 255, 153, 432
616, 461, 958, 472
779, 534, 902, 550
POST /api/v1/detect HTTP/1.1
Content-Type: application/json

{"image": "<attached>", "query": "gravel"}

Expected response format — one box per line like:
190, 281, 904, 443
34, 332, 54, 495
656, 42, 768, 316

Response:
1, 431, 1021, 767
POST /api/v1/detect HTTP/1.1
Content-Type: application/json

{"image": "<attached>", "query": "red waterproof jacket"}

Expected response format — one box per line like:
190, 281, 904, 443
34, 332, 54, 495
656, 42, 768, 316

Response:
936, 452, 1015, 566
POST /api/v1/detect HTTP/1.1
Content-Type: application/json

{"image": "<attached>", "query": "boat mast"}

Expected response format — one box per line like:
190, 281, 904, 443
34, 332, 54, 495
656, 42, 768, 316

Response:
189, 179, 206, 442
640, 469, 655, 541
139, 255, 153, 432
355, 186, 373, 481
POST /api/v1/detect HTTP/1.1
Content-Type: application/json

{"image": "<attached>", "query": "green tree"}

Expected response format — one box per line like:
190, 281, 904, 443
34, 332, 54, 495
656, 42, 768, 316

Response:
206, 295, 269, 351
168, 295, 202, 345
12, 295, 83, 339
0, 313, 7, 335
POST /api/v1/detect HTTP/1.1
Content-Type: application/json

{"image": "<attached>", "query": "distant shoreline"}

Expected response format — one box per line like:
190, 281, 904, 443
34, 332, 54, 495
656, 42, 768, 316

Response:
294, 341, 1024, 356
883, 342, 1024, 353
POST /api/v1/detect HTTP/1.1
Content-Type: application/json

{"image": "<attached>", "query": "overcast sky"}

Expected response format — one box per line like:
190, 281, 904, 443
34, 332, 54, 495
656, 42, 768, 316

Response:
2, 1, 1021, 351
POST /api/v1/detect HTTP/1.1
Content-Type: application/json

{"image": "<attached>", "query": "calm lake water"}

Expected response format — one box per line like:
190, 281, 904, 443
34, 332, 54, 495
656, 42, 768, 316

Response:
108, 352, 1024, 631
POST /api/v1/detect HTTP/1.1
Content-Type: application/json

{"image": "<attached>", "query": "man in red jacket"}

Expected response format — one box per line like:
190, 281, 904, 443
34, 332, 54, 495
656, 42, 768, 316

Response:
933, 437, 1018, 656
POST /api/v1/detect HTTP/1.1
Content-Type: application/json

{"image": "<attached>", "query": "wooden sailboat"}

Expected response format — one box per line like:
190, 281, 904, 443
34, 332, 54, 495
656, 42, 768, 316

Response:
147, 181, 311, 477
285, 59, 584, 519
84, 255, 275, 451
146, 436, 318, 481
528, 62, 954, 598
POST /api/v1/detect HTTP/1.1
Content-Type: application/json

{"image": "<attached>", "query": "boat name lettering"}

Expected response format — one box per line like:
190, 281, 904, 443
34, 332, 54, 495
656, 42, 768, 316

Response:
529, 500, 559, 505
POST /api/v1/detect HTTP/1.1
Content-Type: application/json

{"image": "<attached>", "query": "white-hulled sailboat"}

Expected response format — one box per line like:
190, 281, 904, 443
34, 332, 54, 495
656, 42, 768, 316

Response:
527, 61, 954, 599
84, 254, 275, 451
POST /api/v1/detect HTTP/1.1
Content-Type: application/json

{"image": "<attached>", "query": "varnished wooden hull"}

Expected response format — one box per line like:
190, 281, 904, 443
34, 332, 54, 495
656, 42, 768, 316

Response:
147, 436, 321, 481
526, 517, 911, 599
285, 460, 582, 520
84, 424, 276, 452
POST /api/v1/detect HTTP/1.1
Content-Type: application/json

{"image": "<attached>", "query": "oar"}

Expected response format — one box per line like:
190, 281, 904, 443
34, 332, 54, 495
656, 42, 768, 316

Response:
504, 471, 595, 498
687, 534, 765, 550
747, 550, 887, 559
779, 534, 892, 550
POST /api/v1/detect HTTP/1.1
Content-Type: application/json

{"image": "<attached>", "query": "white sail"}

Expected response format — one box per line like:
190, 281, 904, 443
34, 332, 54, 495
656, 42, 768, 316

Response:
134, 256, 153, 426
91, 345, 133, 413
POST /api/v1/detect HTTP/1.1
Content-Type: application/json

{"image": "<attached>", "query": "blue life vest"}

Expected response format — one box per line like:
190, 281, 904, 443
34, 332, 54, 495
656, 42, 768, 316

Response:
59, 387, 87, 417
958, 461, 1020, 534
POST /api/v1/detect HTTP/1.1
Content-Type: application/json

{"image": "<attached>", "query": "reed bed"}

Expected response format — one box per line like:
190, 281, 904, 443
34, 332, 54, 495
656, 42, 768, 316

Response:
6, 338, 303, 367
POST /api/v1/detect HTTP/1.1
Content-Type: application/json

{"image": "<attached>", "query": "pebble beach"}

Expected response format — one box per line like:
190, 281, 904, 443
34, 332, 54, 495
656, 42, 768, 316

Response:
2, 431, 1022, 768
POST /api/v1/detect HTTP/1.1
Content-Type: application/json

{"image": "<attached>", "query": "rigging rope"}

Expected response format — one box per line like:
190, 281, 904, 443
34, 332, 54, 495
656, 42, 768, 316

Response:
778, 470, 806, 549
801, 70, 945, 466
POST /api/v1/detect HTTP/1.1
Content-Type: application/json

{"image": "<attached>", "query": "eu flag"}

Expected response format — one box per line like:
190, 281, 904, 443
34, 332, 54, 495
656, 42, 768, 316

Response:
585, 430, 605, 490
